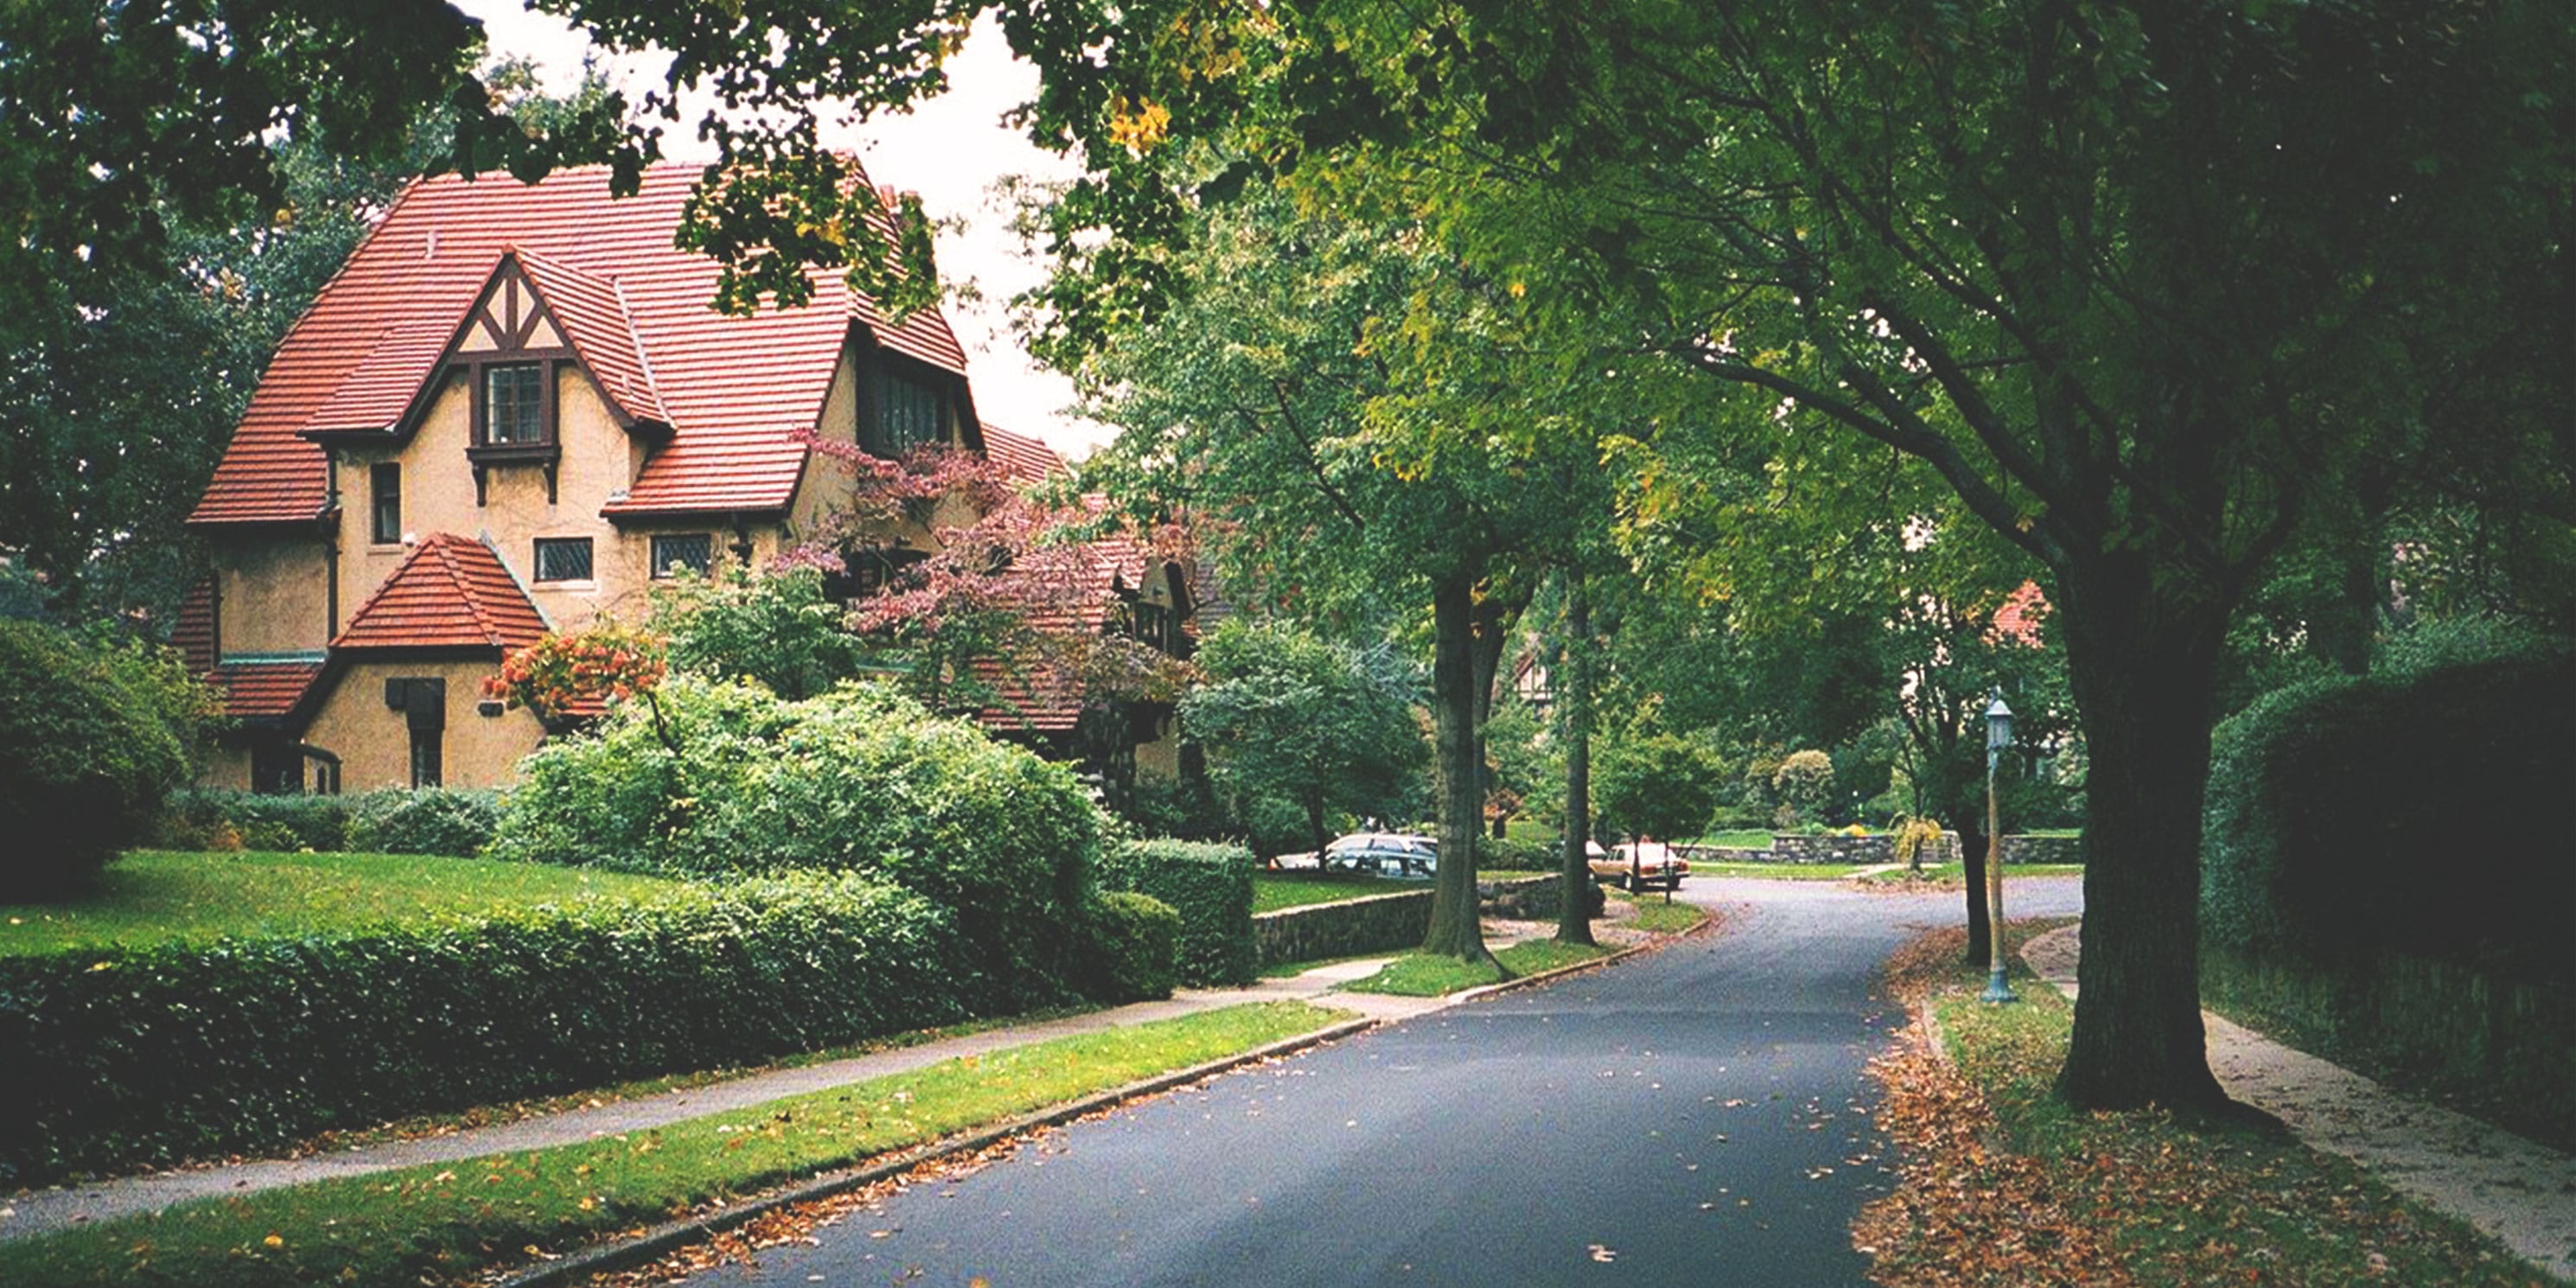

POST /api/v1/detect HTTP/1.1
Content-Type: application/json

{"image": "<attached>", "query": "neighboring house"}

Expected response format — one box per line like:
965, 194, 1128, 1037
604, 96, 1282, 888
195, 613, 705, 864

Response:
178, 161, 1093, 793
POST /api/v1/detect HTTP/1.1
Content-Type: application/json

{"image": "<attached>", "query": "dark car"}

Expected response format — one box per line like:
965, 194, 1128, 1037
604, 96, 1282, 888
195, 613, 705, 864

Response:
1322, 832, 1440, 880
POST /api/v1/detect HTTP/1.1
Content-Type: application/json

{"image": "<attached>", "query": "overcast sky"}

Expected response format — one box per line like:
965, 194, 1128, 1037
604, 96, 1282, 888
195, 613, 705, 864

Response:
455, 3, 1109, 457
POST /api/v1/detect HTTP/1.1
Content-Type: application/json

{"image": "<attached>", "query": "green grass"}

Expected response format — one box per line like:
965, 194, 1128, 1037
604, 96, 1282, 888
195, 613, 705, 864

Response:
1914, 977, 2547, 1288
1343, 939, 1612, 996
0, 1001, 1347, 1288
1691, 861, 1872, 880
1625, 901, 1708, 934
1687, 830, 1779, 849
1251, 871, 1425, 913
0, 851, 683, 957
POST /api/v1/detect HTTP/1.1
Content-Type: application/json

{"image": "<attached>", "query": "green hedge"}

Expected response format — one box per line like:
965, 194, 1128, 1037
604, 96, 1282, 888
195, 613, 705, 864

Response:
0, 622, 196, 895
1476, 832, 1560, 872
491, 679, 1104, 1011
0, 872, 968, 1187
1099, 839, 1258, 986
2202, 634, 2573, 979
1079, 891, 1182, 1002
157, 788, 501, 857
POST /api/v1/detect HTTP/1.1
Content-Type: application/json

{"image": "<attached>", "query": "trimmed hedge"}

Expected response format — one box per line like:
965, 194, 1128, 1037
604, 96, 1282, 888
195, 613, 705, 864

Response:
0, 872, 968, 1186
1099, 839, 1258, 986
157, 788, 501, 857
2202, 634, 2573, 979
1080, 891, 1182, 1002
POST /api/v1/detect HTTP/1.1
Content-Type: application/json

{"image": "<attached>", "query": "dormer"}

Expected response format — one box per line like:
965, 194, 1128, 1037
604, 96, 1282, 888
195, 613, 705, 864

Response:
453, 258, 575, 481
859, 341, 979, 459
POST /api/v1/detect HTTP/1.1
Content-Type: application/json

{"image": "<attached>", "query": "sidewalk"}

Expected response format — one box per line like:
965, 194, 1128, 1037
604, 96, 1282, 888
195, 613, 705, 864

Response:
2021, 923, 2576, 1282
0, 922, 1565, 1243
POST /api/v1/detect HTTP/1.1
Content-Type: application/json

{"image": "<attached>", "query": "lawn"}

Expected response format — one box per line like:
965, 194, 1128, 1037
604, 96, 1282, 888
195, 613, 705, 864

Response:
1693, 861, 1872, 880
0, 1002, 1347, 1288
1859, 862, 2085, 886
1688, 830, 1780, 849
1861, 938, 2542, 1288
1251, 870, 1425, 913
0, 850, 683, 956
1343, 939, 1612, 996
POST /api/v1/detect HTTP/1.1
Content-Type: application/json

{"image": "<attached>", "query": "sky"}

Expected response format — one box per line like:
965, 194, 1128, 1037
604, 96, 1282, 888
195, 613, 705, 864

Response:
455, 3, 1110, 457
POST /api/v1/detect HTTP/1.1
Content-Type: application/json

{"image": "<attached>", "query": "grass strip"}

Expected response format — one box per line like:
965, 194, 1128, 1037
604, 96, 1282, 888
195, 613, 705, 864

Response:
1859, 863, 2085, 886
1625, 901, 1708, 934
1692, 861, 1872, 881
1250, 872, 1428, 913
0, 851, 682, 957
0, 1001, 1346, 1288
1344, 939, 1611, 996
1861, 946, 2547, 1288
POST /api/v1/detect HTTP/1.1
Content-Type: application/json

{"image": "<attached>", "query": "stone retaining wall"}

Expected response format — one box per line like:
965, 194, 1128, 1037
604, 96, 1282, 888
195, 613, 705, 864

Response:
1690, 833, 2081, 866
1253, 875, 1561, 968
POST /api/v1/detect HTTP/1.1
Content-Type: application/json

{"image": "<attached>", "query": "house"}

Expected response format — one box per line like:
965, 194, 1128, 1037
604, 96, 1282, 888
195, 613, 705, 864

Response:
178, 161, 1179, 794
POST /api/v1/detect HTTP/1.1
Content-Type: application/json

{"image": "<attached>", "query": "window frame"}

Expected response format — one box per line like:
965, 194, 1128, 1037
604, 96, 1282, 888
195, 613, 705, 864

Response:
860, 354, 957, 458
476, 360, 552, 449
649, 532, 715, 579
532, 536, 596, 584
368, 462, 402, 545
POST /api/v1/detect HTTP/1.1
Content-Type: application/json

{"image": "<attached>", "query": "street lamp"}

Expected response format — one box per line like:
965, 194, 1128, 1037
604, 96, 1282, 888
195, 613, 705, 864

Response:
1982, 690, 2018, 1004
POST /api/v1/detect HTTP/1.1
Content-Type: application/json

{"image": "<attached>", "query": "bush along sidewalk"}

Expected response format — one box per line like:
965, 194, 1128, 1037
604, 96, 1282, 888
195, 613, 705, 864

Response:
1099, 838, 1259, 985
0, 873, 973, 1187
0, 1002, 1349, 1288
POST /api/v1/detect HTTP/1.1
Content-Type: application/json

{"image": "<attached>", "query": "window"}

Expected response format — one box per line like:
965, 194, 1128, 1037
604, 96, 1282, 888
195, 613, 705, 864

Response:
482, 363, 546, 445
533, 537, 594, 583
866, 366, 948, 456
650, 533, 714, 578
369, 462, 402, 545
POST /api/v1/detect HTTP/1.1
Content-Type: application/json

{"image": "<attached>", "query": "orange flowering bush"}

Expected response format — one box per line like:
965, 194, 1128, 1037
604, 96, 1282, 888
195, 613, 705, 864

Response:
486, 621, 670, 724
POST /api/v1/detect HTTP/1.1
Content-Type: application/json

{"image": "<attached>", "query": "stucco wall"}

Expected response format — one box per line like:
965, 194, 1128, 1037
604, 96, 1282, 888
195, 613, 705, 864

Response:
212, 538, 331, 656
301, 657, 547, 792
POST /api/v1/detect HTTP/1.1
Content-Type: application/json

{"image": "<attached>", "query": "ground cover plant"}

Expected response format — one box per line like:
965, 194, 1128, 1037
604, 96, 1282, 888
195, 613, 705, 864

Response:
0, 1002, 1346, 1288
1858, 927, 2550, 1288
1859, 863, 2085, 889
1625, 901, 1708, 934
1692, 862, 1872, 881
1249, 871, 1422, 913
0, 850, 679, 956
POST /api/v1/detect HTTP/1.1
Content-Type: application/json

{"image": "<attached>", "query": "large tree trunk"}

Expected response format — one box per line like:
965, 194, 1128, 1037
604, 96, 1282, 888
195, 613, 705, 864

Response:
1422, 572, 1495, 963
1556, 567, 1597, 946
2053, 554, 2232, 1113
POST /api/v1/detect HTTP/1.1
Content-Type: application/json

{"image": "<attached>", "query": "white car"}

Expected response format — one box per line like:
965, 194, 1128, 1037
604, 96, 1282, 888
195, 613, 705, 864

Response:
1592, 839, 1691, 892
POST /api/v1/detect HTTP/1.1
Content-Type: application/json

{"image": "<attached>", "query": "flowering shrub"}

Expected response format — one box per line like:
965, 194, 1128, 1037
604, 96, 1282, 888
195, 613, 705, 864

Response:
484, 620, 669, 724
1893, 815, 1948, 870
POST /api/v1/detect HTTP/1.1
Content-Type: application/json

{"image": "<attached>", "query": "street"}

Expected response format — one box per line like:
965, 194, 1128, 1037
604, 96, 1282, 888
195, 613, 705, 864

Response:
679, 876, 2084, 1288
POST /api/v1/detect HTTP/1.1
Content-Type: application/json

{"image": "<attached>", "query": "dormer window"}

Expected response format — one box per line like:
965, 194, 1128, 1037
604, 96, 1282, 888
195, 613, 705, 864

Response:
482, 364, 548, 445
863, 357, 956, 457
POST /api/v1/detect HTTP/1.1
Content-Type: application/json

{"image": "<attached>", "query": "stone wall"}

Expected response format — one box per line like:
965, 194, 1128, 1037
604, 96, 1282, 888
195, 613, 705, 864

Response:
1252, 876, 1562, 968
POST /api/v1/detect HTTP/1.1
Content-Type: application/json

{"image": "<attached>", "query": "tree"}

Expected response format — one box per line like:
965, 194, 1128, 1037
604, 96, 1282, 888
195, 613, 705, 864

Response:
1591, 718, 1723, 847
1180, 619, 1427, 860
650, 564, 871, 702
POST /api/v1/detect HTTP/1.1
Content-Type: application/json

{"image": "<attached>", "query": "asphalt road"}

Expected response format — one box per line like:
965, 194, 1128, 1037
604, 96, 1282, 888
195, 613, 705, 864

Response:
679, 876, 2084, 1288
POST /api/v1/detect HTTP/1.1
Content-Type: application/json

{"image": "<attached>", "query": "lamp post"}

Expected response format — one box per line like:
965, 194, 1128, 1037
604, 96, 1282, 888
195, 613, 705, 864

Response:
1981, 690, 2018, 1004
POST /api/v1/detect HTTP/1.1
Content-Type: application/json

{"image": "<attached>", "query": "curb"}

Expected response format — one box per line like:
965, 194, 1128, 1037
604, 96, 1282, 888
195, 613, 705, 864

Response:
493, 1016, 1376, 1288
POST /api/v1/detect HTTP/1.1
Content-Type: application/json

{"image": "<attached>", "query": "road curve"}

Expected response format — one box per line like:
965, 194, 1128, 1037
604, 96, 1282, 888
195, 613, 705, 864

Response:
678, 876, 2083, 1288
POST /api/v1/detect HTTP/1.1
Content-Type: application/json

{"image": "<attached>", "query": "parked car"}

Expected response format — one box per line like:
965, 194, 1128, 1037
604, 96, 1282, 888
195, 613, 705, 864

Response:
1322, 832, 1440, 880
1591, 839, 1690, 892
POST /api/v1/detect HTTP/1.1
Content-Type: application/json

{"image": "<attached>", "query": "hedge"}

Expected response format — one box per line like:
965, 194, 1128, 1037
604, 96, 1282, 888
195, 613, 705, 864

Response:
0, 872, 969, 1187
157, 788, 501, 858
0, 622, 194, 895
1080, 891, 1182, 1002
1099, 839, 1258, 986
2202, 634, 2573, 980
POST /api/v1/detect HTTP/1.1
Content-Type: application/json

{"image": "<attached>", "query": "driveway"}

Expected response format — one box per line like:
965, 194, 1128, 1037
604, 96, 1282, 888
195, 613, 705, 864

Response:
674, 875, 2083, 1288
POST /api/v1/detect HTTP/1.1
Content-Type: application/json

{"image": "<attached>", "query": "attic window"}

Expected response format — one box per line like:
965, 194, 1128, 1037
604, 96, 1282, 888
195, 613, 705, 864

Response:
482, 364, 547, 445
864, 362, 949, 456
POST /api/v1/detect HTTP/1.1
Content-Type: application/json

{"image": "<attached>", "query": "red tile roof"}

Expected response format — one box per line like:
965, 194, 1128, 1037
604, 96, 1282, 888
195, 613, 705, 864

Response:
172, 579, 217, 674
334, 532, 550, 652
1990, 580, 2052, 648
980, 422, 1068, 485
206, 660, 324, 721
191, 162, 970, 526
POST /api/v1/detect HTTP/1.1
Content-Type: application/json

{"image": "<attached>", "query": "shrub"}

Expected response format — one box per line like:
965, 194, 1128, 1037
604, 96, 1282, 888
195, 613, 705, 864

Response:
1770, 749, 1837, 825
346, 787, 501, 856
494, 679, 1104, 1010
0, 622, 200, 895
2203, 633, 2573, 980
0, 871, 967, 1186
1475, 832, 1560, 872
158, 790, 354, 852
1078, 891, 1181, 1002
1891, 815, 1948, 869
1099, 839, 1258, 986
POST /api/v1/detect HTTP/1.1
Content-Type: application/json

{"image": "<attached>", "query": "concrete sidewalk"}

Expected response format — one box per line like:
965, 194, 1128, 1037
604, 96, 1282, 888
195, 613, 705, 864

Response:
0, 924, 1570, 1243
2022, 923, 2576, 1282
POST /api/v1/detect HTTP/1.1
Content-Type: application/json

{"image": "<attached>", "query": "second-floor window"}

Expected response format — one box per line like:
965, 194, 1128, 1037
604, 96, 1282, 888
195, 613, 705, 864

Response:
533, 536, 594, 583
483, 363, 547, 445
369, 462, 401, 545
864, 362, 950, 457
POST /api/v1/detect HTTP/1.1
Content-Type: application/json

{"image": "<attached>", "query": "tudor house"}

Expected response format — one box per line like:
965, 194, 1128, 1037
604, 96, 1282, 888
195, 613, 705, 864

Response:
179, 162, 1188, 794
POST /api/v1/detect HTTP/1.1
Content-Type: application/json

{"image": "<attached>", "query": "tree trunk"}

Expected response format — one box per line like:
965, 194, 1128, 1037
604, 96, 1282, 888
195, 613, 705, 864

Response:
1556, 567, 1597, 946
1956, 809, 1992, 966
1306, 794, 1329, 868
1422, 572, 1495, 964
2052, 556, 2232, 1113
